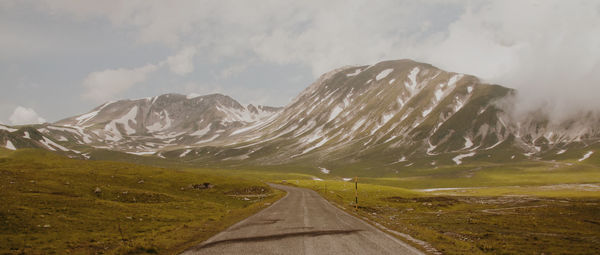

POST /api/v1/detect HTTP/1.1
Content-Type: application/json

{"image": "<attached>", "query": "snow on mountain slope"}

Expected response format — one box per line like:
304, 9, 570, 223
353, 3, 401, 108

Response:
174, 59, 600, 167
3, 59, 599, 170
47, 93, 281, 153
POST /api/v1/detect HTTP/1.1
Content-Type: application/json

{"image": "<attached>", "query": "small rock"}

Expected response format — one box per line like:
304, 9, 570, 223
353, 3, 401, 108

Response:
126, 216, 133, 220
137, 179, 144, 184
43, 224, 51, 228
94, 187, 102, 193
243, 197, 250, 201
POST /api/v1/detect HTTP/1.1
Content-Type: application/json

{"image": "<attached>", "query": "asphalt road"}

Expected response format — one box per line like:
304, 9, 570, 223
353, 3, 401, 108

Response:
181, 183, 423, 255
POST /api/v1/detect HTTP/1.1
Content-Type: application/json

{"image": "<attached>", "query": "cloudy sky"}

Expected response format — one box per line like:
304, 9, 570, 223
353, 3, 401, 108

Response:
1, 0, 599, 124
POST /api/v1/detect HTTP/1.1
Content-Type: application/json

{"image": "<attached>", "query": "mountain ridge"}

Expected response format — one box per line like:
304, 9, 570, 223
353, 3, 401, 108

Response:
1, 59, 598, 173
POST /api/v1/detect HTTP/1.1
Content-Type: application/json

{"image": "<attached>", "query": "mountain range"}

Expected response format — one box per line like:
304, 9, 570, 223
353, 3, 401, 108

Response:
1, 59, 598, 175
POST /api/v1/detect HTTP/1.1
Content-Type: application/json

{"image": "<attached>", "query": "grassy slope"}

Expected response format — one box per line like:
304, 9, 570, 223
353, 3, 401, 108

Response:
0, 149, 283, 255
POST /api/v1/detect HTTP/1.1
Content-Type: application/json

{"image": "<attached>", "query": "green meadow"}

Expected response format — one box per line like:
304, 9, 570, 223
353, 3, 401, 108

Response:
0, 149, 282, 254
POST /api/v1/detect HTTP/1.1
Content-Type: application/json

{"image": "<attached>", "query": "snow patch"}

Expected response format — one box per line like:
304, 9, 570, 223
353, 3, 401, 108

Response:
383, 135, 397, 143
190, 124, 211, 136
302, 137, 330, 154
0, 125, 17, 132
404, 67, 420, 90
422, 106, 433, 117
328, 105, 343, 122
376, 68, 394, 81
180, 149, 192, 158
5, 140, 16, 150
342, 178, 353, 182
426, 141, 438, 155
453, 152, 476, 165
556, 149, 567, 155
464, 137, 473, 149
397, 97, 404, 107
454, 96, 464, 112
105, 106, 138, 136
128, 151, 156, 156
351, 118, 367, 133
23, 131, 30, 139
382, 112, 395, 125
434, 89, 443, 101
447, 74, 463, 87
419, 187, 466, 192
40, 136, 69, 151
75, 101, 113, 126
195, 134, 220, 144
578, 151, 594, 162
319, 167, 330, 174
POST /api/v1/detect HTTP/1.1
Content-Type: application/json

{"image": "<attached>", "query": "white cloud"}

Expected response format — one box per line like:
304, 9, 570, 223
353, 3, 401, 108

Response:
167, 46, 197, 75
9, 106, 46, 125
82, 63, 159, 103
415, 0, 600, 121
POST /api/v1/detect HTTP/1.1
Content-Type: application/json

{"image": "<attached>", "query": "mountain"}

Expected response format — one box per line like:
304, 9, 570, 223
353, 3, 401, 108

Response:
2, 59, 598, 173
157, 59, 600, 170
1, 93, 281, 157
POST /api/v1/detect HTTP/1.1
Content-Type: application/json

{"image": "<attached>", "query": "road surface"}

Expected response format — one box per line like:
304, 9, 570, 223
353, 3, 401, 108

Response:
182, 183, 423, 255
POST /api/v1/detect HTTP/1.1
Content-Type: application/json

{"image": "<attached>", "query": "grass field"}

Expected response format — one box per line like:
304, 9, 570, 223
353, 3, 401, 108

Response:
2, 146, 599, 254
288, 166, 600, 254
0, 149, 283, 254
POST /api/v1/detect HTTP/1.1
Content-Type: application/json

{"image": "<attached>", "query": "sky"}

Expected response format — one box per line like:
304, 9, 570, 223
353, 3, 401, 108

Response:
1, 0, 599, 125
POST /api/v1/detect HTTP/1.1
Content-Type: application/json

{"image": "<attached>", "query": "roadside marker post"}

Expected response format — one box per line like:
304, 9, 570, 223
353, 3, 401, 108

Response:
355, 176, 358, 210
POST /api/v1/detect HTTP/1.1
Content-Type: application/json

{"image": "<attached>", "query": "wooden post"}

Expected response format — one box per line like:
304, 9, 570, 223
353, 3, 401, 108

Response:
354, 176, 358, 210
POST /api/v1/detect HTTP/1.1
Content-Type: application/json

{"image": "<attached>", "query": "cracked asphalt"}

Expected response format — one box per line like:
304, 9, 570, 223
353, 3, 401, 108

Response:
181, 183, 423, 255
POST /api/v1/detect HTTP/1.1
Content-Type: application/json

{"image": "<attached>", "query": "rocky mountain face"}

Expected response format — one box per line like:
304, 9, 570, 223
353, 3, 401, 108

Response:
1, 93, 281, 157
1, 59, 598, 169
160, 59, 599, 167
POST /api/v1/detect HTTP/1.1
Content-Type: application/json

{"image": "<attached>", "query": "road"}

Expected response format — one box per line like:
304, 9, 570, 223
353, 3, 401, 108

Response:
181, 183, 423, 255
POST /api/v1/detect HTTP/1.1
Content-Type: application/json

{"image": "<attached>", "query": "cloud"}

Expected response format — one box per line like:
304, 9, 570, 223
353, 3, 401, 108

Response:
13, 0, 600, 119
415, 0, 600, 121
82, 63, 159, 103
9, 106, 46, 125
166, 46, 197, 75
